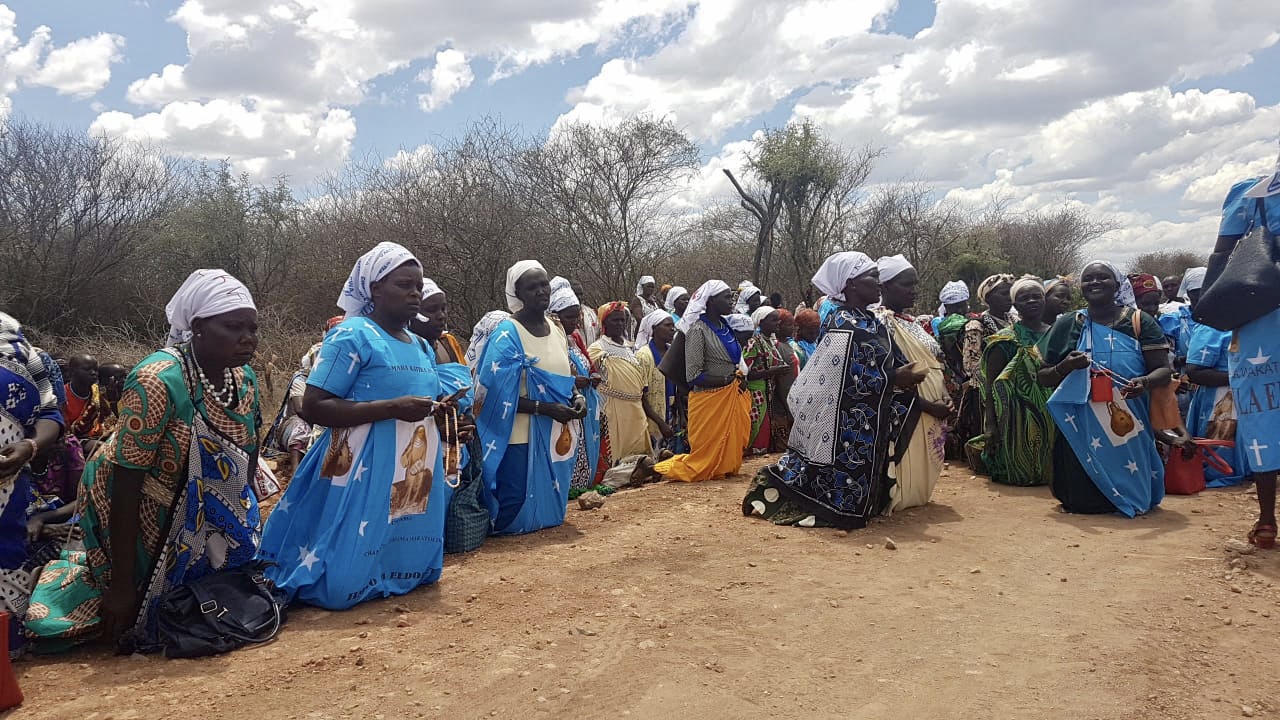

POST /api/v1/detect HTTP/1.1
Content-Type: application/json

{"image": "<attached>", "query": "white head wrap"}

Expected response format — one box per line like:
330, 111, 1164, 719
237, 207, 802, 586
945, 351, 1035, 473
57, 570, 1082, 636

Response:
751, 305, 778, 329
678, 279, 731, 334
938, 280, 970, 305
505, 260, 547, 312
726, 314, 755, 332
664, 286, 688, 311
635, 309, 671, 348
165, 269, 257, 346
635, 275, 656, 298
1080, 260, 1135, 309
876, 254, 913, 284
1008, 275, 1045, 303
733, 281, 762, 314
1178, 267, 1208, 298
811, 252, 875, 301
548, 275, 581, 314
337, 242, 419, 319
466, 310, 511, 369
414, 278, 446, 322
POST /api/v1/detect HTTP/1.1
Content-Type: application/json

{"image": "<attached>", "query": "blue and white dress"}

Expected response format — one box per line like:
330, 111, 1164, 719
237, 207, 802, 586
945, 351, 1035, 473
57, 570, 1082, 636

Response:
258, 319, 453, 610
1186, 323, 1247, 486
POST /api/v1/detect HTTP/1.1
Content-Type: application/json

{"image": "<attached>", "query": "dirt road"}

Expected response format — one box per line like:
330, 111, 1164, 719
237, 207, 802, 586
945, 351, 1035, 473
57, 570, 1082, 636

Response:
16, 459, 1280, 719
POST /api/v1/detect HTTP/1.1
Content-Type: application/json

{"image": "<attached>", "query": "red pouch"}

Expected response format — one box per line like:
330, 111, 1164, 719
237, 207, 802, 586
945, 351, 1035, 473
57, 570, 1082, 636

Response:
1164, 439, 1235, 496
1089, 371, 1112, 402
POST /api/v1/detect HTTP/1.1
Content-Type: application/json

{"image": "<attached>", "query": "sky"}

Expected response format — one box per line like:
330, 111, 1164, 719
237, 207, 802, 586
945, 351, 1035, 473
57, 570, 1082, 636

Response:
3, 0, 1279, 264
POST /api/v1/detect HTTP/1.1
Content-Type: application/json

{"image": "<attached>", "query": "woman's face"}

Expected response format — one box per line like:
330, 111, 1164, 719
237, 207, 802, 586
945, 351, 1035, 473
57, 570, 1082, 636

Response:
1044, 284, 1072, 318
745, 291, 762, 312
778, 316, 796, 340
1080, 264, 1118, 306
416, 292, 447, 340
604, 309, 629, 339
652, 318, 676, 345
797, 322, 820, 343
557, 305, 582, 335
707, 289, 735, 317
1135, 292, 1161, 317
844, 269, 882, 308
758, 311, 780, 336
1013, 285, 1045, 324
515, 268, 552, 315
371, 262, 425, 324
192, 308, 259, 369
879, 268, 919, 312
986, 281, 1013, 316
674, 294, 690, 316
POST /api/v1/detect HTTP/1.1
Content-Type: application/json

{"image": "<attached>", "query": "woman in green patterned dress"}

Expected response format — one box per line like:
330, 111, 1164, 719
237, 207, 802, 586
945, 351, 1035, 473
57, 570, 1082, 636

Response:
980, 276, 1055, 486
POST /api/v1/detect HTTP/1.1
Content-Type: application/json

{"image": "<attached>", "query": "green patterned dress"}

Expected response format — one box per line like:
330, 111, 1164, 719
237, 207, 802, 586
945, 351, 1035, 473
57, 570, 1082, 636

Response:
979, 323, 1054, 486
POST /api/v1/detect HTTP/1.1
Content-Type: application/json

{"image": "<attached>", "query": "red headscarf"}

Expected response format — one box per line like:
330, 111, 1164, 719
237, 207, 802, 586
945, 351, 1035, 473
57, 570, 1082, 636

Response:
598, 302, 629, 325
795, 308, 820, 332
1127, 273, 1160, 298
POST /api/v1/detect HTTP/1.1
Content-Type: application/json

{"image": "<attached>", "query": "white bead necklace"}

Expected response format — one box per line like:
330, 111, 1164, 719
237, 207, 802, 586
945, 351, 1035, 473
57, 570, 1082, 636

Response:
193, 358, 237, 407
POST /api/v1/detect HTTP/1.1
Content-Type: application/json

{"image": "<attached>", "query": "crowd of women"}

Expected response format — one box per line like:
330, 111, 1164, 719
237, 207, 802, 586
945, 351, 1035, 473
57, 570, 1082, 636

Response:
0, 169, 1276, 663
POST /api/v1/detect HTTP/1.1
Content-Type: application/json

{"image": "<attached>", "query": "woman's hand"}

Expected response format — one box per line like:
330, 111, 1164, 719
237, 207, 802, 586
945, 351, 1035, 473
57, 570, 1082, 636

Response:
574, 374, 591, 390
1120, 375, 1150, 399
0, 440, 35, 477
540, 403, 581, 424
26, 516, 45, 544
893, 361, 928, 388
925, 396, 954, 420
1060, 351, 1091, 374
382, 396, 436, 422
657, 420, 675, 440
589, 374, 603, 388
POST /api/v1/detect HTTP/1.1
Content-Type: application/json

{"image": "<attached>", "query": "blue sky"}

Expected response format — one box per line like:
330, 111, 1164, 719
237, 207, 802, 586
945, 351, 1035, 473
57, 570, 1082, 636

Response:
3, 0, 1278, 261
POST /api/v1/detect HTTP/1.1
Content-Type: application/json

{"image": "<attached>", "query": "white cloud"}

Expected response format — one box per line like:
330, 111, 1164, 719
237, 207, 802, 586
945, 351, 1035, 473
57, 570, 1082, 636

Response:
417, 49, 473, 112
29, 32, 125, 97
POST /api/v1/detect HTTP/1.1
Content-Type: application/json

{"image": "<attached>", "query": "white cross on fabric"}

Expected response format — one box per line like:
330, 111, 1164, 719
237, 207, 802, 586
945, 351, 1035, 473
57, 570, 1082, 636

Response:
484, 440, 498, 460
1249, 438, 1269, 466
347, 351, 360, 373
502, 401, 512, 419
1064, 414, 1077, 430
1104, 333, 1116, 349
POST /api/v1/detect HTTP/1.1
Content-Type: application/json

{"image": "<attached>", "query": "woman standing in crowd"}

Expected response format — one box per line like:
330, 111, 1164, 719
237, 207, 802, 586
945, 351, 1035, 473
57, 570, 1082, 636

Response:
665, 286, 689, 323
793, 309, 820, 368
549, 280, 604, 492
743, 306, 788, 454
1042, 276, 1074, 325
410, 279, 468, 364
476, 261, 584, 534
876, 255, 951, 511
0, 313, 64, 656
591, 303, 653, 462
653, 281, 751, 482
1038, 261, 1168, 516
260, 244, 463, 609
1183, 271, 1246, 487
743, 252, 926, 528
79, 270, 262, 651
1128, 274, 1163, 319
981, 276, 1054, 486
630, 276, 661, 333
935, 281, 976, 459
734, 281, 763, 315
634, 310, 677, 453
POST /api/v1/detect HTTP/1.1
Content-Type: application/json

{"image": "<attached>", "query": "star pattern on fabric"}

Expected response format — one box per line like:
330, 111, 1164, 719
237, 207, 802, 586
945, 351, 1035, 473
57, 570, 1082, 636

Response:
298, 546, 321, 571
275, 496, 290, 513
1125, 460, 1139, 474
1090, 437, 1102, 450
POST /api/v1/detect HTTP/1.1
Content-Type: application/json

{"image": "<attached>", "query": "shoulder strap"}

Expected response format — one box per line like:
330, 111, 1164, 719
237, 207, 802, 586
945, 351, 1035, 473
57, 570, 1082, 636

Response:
1131, 307, 1142, 338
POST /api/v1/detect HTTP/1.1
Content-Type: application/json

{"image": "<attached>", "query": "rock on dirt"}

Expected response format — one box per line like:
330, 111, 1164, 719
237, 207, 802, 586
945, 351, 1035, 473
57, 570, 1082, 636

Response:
578, 491, 606, 510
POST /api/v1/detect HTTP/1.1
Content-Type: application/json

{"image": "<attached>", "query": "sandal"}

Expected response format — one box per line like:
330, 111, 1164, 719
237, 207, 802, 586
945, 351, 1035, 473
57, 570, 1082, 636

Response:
1247, 522, 1277, 550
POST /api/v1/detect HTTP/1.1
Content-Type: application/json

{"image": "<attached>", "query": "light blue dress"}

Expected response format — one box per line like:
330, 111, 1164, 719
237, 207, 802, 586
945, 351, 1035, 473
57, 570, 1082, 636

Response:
1186, 323, 1246, 486
475, 319, 576, 535
258, 319, 453, 609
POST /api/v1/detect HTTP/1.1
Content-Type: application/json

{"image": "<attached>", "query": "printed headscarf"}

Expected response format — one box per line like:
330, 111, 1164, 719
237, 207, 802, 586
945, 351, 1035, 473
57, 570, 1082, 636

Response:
1008, 275, 1045, 302
635, 309, 671, 349
505, 260, 546, 312
1043, 275, 1072, 292
938, 280, 970, 305
976, 274, 1016, 305
751, 305, 778, 329
598, 301, 630, 329
415, 278, 446, 322
1127, 273, 1161, 299
1080, 260, 1135, 308
337, 242, 419, 319
876, 254, 913, 284
548, 275, 580, 314
165, 269, 257, 345
733, 280, 762, 314
679, 279, 731, 334
810, 252, 875, 301
664, 286, 689, 312
1178, 267, 1208, 298
466, 310, 511, 369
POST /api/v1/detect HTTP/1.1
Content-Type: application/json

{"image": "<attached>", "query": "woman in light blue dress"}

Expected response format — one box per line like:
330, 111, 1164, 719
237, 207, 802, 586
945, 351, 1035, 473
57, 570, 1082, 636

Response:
1183, 268, 1246, 487
259, 242, 464, 609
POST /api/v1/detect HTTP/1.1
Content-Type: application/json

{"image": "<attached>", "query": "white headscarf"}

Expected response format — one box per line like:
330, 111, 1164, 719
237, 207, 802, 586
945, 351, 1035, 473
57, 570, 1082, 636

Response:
635, 309, 671, 348
678, 279, 731, 334
1080, 260, 1136, 308
751, 305, 777, 329
876, 254, 913, 283
1008, 275, 1044, 302
505, 260, 546, 312
414, 278, 445, 322
548, 275, 581, 314
664, 286, 688, 312
635, 275, 656, 299
938, 280, 970, 305
726, 313, 755, 332
466, 310, 511, 369
733, 281, 761, 314
811, 252, 875, 301
1178, 266, 1208, 298
165, 269, 257, 346
336, 242, 420, 319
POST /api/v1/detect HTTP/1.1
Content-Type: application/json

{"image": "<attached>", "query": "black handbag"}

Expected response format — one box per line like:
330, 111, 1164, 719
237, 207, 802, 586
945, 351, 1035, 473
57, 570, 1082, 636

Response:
444, 437, 491, 554
156, 560, 287, 658
1196, 196, 1280, 331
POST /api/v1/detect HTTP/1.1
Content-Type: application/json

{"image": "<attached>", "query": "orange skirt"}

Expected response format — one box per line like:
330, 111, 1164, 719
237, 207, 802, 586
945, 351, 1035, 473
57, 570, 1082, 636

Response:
654, 381, 751, 482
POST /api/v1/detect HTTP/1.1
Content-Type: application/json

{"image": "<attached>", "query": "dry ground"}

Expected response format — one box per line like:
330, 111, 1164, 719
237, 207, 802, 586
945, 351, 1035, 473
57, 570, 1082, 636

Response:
14, 458, 1280, 720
